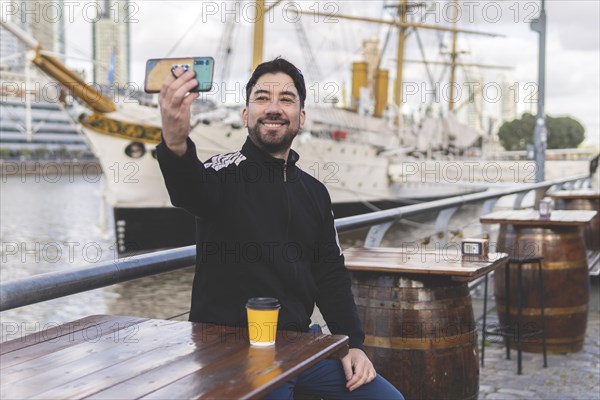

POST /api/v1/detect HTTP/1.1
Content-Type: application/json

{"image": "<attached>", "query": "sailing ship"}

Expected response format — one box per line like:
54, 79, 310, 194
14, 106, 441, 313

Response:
1, 1, 500, 254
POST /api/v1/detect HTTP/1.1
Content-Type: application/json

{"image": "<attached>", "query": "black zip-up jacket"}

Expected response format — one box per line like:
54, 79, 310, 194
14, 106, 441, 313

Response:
157, 136, 365, 349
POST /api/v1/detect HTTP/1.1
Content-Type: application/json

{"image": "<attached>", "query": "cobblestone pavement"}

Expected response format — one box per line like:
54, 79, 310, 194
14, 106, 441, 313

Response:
478, 279, 600, 400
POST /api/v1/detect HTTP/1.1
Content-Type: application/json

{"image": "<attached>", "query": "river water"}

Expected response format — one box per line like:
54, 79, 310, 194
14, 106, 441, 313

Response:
0, 175, 195, 342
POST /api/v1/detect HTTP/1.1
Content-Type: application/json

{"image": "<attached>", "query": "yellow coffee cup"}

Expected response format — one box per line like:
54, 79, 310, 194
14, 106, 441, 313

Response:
246, 297, 280, 347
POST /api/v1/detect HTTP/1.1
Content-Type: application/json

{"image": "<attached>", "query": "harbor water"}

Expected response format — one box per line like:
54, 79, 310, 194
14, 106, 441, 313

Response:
0, 174, 195, 342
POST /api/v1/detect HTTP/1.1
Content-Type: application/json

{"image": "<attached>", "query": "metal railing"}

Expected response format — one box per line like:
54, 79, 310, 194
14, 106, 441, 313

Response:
0, 172, 593, 312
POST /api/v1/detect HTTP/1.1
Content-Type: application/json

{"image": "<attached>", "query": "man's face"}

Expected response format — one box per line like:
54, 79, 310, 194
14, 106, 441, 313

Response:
243, 72, 305, 156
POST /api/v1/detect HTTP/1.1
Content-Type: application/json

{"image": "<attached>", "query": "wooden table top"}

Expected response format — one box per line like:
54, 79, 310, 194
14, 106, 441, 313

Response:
344, 247, 508, 282
0, 315, 348, 400
547, 189, 600, 200
480, 209, 597, 226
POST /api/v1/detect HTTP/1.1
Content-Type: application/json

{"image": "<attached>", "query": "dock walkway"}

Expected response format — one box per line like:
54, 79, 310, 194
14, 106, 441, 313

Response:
477, 279, 600, 400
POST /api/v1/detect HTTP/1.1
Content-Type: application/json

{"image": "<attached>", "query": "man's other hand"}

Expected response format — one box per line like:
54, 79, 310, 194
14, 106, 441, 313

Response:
341, 348, 377, 391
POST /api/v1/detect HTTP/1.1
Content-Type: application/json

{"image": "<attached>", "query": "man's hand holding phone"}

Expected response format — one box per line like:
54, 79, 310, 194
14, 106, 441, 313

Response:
158, 66, 199, 156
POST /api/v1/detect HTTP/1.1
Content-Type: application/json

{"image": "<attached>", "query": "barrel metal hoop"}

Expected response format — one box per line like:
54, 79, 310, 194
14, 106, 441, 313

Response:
497, 304, 588, 316
515, 258, 589, 270
539, 334, 586, 344
355, 295, 471, 310
364, 330, 476, 350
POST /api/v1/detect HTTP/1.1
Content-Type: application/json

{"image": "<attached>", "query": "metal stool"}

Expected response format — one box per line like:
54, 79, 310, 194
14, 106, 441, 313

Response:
481, 256, 548, 374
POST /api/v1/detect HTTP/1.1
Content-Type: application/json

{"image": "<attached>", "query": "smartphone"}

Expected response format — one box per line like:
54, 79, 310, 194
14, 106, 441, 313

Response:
144, 56, 215, 93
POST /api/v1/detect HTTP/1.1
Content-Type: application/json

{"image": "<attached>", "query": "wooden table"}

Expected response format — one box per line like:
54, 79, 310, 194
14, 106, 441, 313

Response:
0, 315, 348, 400
548, 189, 600, 200
344, 247, 508, 400
345, 246, 508, 281
548, 189, 600, 252
480, 209, 597, 353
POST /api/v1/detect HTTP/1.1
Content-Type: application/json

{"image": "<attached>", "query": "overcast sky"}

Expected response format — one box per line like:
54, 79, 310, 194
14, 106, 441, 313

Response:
3, 0, 599, 145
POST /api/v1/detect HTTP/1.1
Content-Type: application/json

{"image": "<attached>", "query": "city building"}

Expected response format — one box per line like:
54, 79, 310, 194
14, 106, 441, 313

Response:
1, 0, 64, 69
463, 68, 485, 133
500, 75, 518, 123
92, 0, 130, 86
0, 2, 92, 159
0, 24, 20, 69
19, 0, 65, 55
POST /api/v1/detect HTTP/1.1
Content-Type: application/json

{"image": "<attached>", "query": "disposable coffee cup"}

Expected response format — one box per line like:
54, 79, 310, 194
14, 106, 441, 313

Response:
246, 297, 280, 347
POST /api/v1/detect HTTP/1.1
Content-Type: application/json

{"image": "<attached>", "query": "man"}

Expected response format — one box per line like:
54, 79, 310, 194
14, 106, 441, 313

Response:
157, 57, 402, 399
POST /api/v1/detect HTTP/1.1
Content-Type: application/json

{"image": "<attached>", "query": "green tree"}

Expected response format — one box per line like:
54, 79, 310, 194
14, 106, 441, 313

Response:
546, 116, 585, 149
498, 113, 585, 150
498, 113, 536, 150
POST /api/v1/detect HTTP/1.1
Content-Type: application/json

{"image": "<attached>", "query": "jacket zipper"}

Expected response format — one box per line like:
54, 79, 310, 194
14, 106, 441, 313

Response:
281, 162, 296, 278
283, 177, 295, 279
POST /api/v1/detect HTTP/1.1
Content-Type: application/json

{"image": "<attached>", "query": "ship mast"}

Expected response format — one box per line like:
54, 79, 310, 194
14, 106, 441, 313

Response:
251, 0, 284, 70
252, 0, 265, 70
448, 0, 459, 112
394, 0, 408, 108
288, 2, 502, 118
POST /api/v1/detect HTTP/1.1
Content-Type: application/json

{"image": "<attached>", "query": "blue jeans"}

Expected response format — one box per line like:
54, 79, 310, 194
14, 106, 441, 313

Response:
263, 326, 404, 400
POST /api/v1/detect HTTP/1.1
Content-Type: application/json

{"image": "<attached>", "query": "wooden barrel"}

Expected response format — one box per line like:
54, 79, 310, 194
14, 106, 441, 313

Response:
558, 197, 600, 252
494, 224, 590, 353
351, 272, 478, 400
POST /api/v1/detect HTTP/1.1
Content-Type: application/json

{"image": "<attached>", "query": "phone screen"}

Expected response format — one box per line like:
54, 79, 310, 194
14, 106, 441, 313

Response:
144, 57, 215, 93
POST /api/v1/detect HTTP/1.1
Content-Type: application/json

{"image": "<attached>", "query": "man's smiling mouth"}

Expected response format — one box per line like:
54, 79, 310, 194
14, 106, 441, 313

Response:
261, 120, 287, 128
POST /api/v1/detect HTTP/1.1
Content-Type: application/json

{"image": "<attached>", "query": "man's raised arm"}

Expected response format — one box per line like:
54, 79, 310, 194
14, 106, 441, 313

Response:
159, 66, 200, 156
155, 67, 220, 217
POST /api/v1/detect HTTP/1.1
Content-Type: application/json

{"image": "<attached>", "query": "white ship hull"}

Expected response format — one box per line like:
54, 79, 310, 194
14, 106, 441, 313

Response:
83, 103, 392, 206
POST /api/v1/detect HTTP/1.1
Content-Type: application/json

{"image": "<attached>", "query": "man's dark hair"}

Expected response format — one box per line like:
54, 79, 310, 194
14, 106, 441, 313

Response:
245, 57, 306, 108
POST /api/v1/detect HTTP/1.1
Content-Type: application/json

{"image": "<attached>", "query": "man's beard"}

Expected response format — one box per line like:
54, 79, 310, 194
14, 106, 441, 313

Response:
247, 117, 298, 155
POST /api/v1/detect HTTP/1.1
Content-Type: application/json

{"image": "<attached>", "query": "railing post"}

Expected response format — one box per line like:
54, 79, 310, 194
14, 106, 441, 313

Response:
365, 221, 394, 248
513, 191, 529, 209
573, 178, 587, 189
433, 207, 458, 247
534, 187, 548, 207
481, 199, 498, 239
